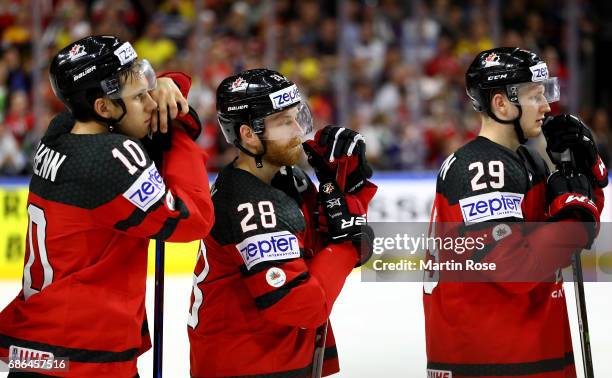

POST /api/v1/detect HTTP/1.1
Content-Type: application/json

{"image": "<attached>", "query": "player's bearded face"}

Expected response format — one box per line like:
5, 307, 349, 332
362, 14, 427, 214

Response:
264, 136, 303, 166
261, 107, 306, 166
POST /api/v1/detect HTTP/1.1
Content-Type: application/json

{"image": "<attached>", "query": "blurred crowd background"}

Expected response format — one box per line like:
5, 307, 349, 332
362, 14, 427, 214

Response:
0, 0, 611, 175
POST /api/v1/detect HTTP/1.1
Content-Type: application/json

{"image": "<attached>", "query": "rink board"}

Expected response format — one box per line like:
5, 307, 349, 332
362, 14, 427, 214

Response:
1, 173, 611, 280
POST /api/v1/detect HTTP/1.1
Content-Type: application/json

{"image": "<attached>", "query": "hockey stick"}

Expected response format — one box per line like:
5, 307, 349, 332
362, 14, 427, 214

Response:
561, 149, 594, 378
311, 319, 329, 378
152, 110, 173, 378
153, 238, 165, 378
310, 156, 356, 378
572, 253, 594, 378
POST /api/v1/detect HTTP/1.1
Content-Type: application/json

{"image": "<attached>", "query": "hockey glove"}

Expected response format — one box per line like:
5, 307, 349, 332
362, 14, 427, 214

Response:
303, 126, 373, 194
547, 170, 599, 246
271, 165, 315, 205
318, 179, 374, 267
542, 114, 608, 188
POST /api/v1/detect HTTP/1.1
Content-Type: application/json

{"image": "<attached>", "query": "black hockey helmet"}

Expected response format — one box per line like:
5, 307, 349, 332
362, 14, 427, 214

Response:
49, 35, 156, 124
216, 68, 312, 143
465, 47, 560, 143
216, 68, 312, 167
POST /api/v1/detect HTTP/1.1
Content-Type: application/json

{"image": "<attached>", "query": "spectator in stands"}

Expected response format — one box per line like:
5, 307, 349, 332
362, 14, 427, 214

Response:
454, 15, 494, 62
3, 46, 29, 92
4, 90, 33, 145
2, 5, 30, 47
591, 108, 611, 167
134, 16, 177, 68
0, 0, 606, 176
0, 121, 26, 174
52, 0, 92, 51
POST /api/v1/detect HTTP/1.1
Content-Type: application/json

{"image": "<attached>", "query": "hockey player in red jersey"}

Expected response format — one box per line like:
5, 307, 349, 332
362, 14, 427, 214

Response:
187, 69, 377, 377
0, 36, 214, 377
424, 47, 606, 378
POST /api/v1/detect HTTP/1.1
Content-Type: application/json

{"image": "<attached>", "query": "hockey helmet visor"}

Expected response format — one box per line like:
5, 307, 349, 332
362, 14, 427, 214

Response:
514, 77, 560, 107
100, 59, 157, 100
255, 83, 313, 141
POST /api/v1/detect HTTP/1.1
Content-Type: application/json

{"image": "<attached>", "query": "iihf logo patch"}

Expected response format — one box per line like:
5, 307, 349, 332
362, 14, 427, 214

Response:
266, 267, 286, 288
69, 44, 86, 60
322, 183, 335, 194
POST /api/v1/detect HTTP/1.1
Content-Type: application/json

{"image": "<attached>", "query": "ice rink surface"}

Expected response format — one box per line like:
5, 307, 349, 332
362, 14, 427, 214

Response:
0, 274, 611, 377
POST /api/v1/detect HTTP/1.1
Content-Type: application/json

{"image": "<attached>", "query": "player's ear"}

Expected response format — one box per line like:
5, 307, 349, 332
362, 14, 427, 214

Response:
491, 92, 510, 118
93, 97, 115, 119
239, 124, 261, 150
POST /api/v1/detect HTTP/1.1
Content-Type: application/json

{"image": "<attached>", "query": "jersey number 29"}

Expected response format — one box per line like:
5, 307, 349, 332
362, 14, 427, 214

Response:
469, 161, 504, 191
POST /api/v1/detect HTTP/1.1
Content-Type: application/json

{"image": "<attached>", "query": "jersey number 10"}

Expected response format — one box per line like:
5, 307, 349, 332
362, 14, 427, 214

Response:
23, 204, 53, 300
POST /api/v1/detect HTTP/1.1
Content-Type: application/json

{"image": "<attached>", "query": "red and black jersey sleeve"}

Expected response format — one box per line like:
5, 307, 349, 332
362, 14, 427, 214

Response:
96, 129, 214, 241
208, 165, 358, 329
430, 137, 589, 287
29, 125, 214, 242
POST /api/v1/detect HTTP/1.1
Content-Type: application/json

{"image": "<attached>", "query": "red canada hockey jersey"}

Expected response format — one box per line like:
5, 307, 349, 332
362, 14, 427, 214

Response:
423, 136, 601, 378
188, 163, 376, 378
0, 113, 214, 377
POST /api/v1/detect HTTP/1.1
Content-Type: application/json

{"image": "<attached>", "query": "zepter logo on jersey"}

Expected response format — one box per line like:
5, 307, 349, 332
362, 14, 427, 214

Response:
236, 231, 300, 270
123, 164, 166, 212
459, 191, 524, 225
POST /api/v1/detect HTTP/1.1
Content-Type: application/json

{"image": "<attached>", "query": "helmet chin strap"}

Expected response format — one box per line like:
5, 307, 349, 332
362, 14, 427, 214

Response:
234, 136, 267, 168
486, 104, 527, 145
91, 99, 128, 132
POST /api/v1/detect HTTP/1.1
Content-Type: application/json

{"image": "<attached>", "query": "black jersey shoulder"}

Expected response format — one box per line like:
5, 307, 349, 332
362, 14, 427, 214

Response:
517, 144, 549, 185
210, 164, 307, 246
437, 136, 530, 204
30, 120, 154, 210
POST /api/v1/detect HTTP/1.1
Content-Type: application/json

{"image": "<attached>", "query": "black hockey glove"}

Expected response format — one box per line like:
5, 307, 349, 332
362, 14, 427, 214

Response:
317, 179, 374, 267
303, 126, 373, 194
271, 165, 314, 205
547, 170, 599, 247
542, 114, 608, 188
141, 110, 173, 169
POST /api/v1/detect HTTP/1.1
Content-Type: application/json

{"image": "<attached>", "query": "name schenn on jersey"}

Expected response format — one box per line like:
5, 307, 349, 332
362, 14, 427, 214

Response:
33, 143, 67, 182
459, 191, 524, 224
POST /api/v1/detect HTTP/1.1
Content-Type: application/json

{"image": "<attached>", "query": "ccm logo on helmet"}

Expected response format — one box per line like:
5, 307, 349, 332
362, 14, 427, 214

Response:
269, 84, 301, 110
487, 74, 507, 81
459, 191, 524, 224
